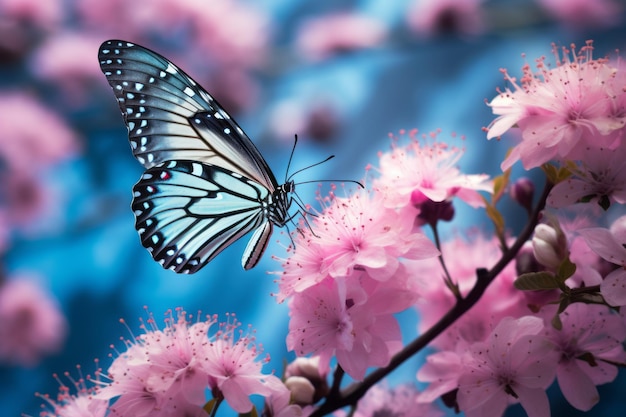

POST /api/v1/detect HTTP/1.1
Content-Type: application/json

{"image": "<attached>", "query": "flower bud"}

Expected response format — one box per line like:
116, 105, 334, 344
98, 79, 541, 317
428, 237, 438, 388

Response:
416, 199, 455, 226
532, 223, 567, 269
510, 177, 534, 212
284, 356, 329, 403
284, 376, 315, 405
515, 241, 545, 275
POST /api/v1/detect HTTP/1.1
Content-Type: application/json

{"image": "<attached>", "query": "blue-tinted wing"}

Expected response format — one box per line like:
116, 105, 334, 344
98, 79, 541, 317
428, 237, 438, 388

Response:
132, 160, 273, 273
98, 40, 278, 190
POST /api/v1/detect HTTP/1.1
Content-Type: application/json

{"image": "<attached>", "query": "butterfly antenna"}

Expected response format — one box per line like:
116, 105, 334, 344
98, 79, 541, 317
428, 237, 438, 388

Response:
284, 134, 300, 184
287, 155, 336, 182
295, 179, 365, 188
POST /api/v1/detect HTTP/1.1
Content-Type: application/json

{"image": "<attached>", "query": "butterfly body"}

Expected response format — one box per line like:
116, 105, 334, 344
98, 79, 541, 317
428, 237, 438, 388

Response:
98, 40, 294, 273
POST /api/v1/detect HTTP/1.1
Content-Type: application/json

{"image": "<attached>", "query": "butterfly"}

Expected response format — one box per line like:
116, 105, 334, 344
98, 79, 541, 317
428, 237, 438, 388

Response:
98, 40, 295, 273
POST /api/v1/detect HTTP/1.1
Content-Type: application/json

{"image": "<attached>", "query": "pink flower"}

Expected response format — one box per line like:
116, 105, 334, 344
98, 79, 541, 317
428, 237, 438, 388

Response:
541, 303, 626, 411
1, 171, 49, 228
200, 317, 286, 413
100, 309, 286, 415
374, 130, 491, 212
407, 0, 485, 37
286, 274, 406, 380
417, 348, 468, 403
537, 0, 621, 27
486, 41, 626, 170
578, 215, 626, 306
457, 316, 558, 417
547, 146, 626, 209
38, 364, 109, 417
350, 383, 443, 417
275, 187, 439, 302
0, 276, 67, 366
0, 92, 80, 172
411, 234, 527, 351
30, 33, 105, 106
0, 0, 63, 28
296, 13, 387, 61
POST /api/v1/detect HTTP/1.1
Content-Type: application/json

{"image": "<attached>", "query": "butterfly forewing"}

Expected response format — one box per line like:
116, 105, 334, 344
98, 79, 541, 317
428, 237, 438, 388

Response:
132, 160, 273, 273
98, 40, 277, 190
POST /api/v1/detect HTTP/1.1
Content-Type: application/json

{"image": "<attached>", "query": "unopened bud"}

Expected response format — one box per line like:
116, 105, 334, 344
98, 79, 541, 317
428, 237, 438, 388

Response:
516, 242, 545, 275
285, 376, 315, 406
510, 177, 535, 212
532, 223, 567, 269
416, 198, 455, 226
284, 357, 329, 403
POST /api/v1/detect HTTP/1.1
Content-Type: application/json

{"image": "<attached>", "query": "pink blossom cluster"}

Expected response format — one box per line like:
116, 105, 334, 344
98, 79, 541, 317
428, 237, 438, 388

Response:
275, 132, 493, 381
279, 188, 439, 380
0, 91, 76, 369
39, 308, 300, 417
486, 41, 626, 179
0, 92, 80, 229
412, 226, 626, 416
410, 41, 626, 417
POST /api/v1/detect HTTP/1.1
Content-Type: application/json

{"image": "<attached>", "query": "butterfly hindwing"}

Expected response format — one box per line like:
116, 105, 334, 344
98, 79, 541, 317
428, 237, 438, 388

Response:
132, 160, 273, 273
98, 40, 278, 190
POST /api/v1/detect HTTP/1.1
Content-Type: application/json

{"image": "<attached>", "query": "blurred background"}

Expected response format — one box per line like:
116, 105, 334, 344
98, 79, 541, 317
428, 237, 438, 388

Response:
1, 0, 625, 416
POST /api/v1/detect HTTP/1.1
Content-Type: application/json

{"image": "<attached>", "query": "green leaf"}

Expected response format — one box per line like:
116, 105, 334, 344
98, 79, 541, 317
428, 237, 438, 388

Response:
541, 163, 572, 184
492, 170, 511, 203
556, 257, 576, 281
204, 399, 218, 415
486, 203, 505, 237
514, 272, 561, 290
571, 293, 606, 305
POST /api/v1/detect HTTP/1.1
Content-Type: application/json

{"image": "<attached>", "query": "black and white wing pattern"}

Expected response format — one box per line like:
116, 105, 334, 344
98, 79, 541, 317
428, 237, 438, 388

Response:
98, 39, 278, 190
98, 40, 293, 272
133, 160, 276, 273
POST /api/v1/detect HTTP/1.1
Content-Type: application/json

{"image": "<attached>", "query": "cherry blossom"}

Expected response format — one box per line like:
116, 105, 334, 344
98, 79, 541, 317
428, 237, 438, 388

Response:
0, 92, 80, 172
37, 364, 109, 417
407, 0, 485, 37
286, 274, 406, 380
541, 303, 626, 411
374, 130, 491, 212
547, 146, 626, 209
578, 214, 626, 306
99, 309, 286, 415
0, 276, 67, 366
456, 316, 558, 417
537, 0, 621, 27
275, 187, 438, 302
486, 41, 626, 170
296, 13, 387, 61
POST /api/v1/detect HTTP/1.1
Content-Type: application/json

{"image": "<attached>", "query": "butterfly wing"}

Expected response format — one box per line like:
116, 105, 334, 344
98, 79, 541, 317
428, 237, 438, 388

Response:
98, 39, 278, 190
132, 160, 273, 273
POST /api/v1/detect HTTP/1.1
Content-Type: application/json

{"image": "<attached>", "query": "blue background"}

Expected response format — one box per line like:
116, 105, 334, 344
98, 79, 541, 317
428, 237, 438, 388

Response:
1, 0, 625, 416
